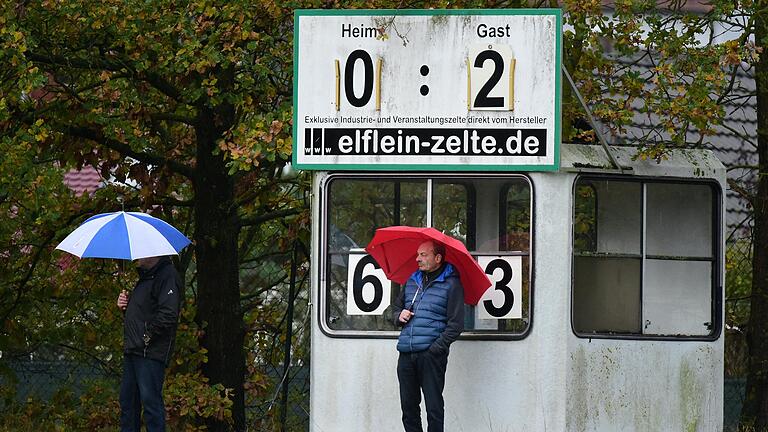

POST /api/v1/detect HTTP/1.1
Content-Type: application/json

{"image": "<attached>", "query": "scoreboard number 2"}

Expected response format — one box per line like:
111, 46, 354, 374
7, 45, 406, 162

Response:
468, 44, 515, 111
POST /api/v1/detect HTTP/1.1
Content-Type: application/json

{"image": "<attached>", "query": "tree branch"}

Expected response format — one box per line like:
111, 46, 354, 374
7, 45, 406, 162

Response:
27, 51, 184, 103
728, 177, 755, 207
727, 213, 754, 243
238, 207, 306, 228
150, 112, 196, 126
62, 124, 195, 180
57, 343, 120, 377
141, 70, 183, 102
719, 121, 758, 149
727, 164, 759, 172
0, 231, 55, 325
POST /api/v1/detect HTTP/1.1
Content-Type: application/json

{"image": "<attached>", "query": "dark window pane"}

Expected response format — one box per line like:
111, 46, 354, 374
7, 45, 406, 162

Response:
328, 180, 394, 249
399, 181, 427, 227
594, 180, 641, 255
573, 256, 641, 334
574, 183, 597, 252
324, 176, 532, 336
326, 179, 426, 331
432, 181, 471, 246
326, 254, 400, 331
464, 178, 531, 333
572, 178, 718, 338
503, 180, 531, 253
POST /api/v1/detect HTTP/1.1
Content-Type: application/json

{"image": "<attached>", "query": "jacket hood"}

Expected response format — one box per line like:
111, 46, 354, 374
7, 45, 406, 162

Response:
136, 256, 173, 279
408, 262, 457, 287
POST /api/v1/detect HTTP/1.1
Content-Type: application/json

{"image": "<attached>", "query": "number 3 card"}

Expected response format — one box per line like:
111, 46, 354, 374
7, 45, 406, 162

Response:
477, 255, 523, 320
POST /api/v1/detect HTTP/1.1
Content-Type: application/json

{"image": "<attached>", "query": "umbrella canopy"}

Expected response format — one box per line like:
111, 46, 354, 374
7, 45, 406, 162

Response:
365, 226, 492, 305
56, 211, 191, 260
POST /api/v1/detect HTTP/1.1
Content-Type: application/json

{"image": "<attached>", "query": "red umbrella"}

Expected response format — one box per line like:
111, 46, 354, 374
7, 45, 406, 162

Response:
364, 226, 492, 305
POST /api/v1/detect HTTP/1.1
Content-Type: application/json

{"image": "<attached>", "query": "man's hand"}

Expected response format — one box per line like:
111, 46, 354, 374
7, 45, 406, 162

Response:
117, 290, 129, 311
399, 309, 414, 324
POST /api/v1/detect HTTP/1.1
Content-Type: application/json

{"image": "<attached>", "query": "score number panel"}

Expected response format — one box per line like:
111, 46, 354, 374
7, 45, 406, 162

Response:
334, 43, 516, 112
294, 10, 562, 170
346, 249, 523, 320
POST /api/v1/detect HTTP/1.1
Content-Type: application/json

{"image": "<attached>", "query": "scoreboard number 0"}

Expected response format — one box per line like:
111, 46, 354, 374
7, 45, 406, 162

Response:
335, 51, 383, 111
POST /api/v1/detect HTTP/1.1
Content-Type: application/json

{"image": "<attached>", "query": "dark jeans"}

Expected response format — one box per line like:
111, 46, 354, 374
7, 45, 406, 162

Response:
397, 349, 448, 432
120, 354, 167, 432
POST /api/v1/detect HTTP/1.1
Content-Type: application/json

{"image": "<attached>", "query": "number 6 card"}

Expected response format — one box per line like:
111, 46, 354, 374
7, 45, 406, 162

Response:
346, 250, 392, 315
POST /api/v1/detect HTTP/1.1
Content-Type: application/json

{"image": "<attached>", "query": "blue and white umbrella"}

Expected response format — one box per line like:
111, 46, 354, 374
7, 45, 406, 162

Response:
56, 211, 191, 260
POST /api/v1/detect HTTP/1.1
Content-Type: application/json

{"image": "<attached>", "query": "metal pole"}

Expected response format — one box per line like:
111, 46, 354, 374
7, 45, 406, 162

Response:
562, 65, 624, 172
280, 241, 298, 432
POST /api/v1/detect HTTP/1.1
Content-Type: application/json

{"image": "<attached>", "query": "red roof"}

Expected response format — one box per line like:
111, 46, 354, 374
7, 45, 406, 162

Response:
63, 166, 102, 196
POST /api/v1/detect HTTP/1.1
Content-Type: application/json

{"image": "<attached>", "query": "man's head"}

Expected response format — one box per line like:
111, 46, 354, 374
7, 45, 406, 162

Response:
135, 256, 161, 269
416, 240, 445, 272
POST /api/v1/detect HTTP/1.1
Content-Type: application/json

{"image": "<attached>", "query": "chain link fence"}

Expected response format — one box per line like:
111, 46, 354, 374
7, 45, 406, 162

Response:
247, 365, 309, 432
1, 359, 310, 431
0, 358, 115, 406
724, 237, 752, 430
724, 325, 748, 431
2, 338, 749, 431
0, 338, 757, 428
1, 239, 312, 431
725, 377, 747, 431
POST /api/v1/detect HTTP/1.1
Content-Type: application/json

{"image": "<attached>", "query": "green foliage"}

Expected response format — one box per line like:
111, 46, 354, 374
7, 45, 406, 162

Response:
0, 381, 119, 432
0, 0, 752, 429
727, 240, 753, 324
164, 372, 234, 430
561, 0, 742, 158
1, 0, 309, 428
573, 183, 597, 252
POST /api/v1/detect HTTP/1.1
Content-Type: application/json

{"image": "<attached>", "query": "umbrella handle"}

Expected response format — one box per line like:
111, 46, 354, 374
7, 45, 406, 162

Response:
408, 286, 421, 311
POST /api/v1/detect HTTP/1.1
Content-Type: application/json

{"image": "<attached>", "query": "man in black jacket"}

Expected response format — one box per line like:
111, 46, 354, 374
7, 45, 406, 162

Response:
116, 256, 181, 432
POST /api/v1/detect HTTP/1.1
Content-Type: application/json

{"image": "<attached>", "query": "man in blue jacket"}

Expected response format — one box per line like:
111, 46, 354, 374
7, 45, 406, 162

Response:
392, 240, 464, 432
116, 256, 181, 432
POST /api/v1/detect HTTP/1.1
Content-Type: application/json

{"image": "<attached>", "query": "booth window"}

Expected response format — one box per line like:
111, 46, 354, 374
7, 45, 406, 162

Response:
323, 175, 532, 338
572, 177, 720, 338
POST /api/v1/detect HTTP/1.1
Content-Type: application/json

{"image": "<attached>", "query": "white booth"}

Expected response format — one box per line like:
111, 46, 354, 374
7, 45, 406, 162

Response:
295, 10, 724, 431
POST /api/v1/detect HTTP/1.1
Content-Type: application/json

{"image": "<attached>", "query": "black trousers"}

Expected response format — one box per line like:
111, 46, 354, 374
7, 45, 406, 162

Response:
397, 350, 448, 432
119, 354, 166, 432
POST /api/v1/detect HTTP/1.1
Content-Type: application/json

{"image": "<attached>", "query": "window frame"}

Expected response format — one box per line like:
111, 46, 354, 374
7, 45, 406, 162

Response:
318, 172, 535, 340
570, 175, 723, 342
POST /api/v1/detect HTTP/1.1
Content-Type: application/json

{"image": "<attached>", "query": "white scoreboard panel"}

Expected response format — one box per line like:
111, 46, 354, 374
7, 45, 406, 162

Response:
294, 9, 562, 171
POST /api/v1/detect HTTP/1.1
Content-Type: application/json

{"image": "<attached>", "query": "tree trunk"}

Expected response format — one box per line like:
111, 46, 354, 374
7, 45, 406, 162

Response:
194, 107, 246, 431
741, 10, 768, 429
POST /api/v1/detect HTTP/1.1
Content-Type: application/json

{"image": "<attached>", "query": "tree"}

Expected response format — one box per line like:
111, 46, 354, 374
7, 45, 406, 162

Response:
1, 1, 306, 430
740, 5, 768, 428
